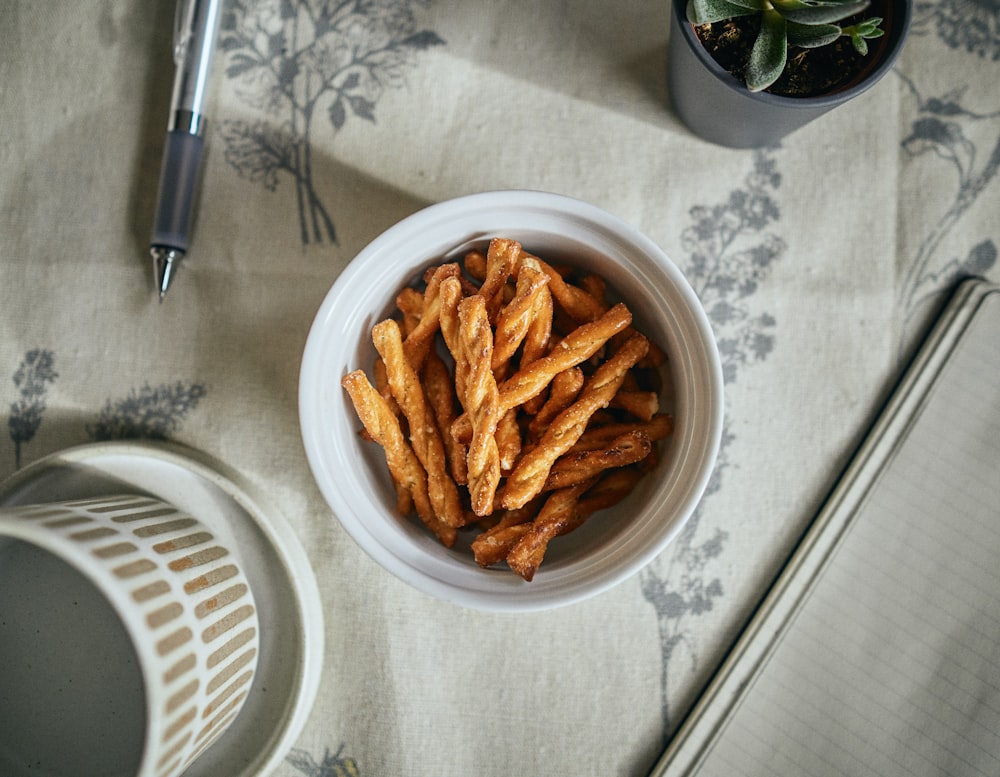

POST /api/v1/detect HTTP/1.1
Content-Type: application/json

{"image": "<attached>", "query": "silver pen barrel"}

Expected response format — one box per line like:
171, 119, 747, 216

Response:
168, 0, 222, 132
148, 0, 222, 300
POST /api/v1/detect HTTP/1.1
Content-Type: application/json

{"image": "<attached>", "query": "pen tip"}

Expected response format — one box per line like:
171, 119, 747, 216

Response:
150, 246, 183, 301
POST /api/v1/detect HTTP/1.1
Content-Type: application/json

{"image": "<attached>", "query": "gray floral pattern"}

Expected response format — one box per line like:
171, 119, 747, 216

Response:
7, 349, 58, 468
87, 382, 207, 442
219, 0, 445, 246
641, 150, 785, 736
912, 0, 1000, 60
286, 744, 361, 776
4, 351, 205, 469
897, 13, 1000, 344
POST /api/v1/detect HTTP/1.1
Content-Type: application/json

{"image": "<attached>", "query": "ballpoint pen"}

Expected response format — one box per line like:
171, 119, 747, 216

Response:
148, 0, 223, 301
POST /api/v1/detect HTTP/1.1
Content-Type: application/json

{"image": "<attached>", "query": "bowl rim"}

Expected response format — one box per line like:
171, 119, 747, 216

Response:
299, 189, 724, 611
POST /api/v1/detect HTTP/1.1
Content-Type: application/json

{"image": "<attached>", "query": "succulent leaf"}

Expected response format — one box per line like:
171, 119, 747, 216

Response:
843, 16, 884, 54
746, 8, 788, 92
785, 20, 842, 47
769, 0, 813, 11
721, 0, 769, 10
780, 1, 870, 24
686, 0, 885, 91
688, 0, 760, 24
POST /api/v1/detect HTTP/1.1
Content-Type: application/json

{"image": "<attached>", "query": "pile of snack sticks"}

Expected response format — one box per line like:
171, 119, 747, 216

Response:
342, 238, 672, 580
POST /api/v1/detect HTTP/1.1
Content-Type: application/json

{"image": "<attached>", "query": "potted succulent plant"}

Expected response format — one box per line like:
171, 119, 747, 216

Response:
668, 0, 911, 147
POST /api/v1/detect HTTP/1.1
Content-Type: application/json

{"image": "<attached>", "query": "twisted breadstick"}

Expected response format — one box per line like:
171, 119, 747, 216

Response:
505, 468, 642, 580
470, 498, 543, 567
423, 351, 468, 485
519, 278, 553, 414
532, 254, 607, 323
505, 480, 595, 581
496, 302, 632, 409
479, 238, 520, 322
609, 390, 659, 422
462, 249, 487, 282
569, 413, 673, 453
402, 262, 460, 371
527, 366, 584, 439
491, 258, 550, 373
395, 287, 424, 327
450, 302, 632, 443
500, 332, 649, 509
457, 295, 503, 516
529, 250, 666, 366
372, 319, 465, 528
437, 275, 467, 400
575, 468, 643, 515
341, 370, 456, 547
542, 430, 651, 491
496, 408, 521, 474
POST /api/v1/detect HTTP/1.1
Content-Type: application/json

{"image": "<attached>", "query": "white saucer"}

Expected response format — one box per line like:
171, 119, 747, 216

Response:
0, 441, 324, 777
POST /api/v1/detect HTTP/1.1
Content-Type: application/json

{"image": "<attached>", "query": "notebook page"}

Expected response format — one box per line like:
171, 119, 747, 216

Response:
679, 287, 1000, 777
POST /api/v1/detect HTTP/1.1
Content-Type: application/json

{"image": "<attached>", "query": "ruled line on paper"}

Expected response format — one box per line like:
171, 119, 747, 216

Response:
688, 290, 1000, 777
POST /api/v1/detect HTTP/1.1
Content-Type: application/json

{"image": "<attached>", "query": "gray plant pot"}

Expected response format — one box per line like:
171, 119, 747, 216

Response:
667, 0, 912, 148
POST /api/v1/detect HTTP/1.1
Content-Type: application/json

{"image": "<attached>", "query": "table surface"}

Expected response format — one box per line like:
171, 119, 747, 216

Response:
2, 1, 999, 775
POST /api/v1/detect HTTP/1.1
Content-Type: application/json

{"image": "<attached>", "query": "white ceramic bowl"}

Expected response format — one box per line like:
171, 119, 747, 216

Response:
299, 191, 723, 611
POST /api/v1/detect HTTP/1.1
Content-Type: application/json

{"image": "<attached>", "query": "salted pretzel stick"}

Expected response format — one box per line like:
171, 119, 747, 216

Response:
423, 351, 468, 485
373, 357, 401, 417
529, 251, 666, 367
506, 468, 641, 580
506, 467, 642, 581
470, 498, 544, 567
450, 302, 633, 444
520, 271, 553, 361
480, 238, 520, 322
528, 366, 584, 439
611, 330, 667, 368
472, 524, 532, 567
542, 430, 651, 491
457, 295, 503, 516
570, 413, 673, 453
403, 263, 460, 371
429, 261, 479, 296
578, 274, 607, 304
437, 276, 468, 404
577, 468, 644, 514
610, 390, 659, 422
491, 259, 550, 373
497, 303, 632, 409
518, 287, 553, 416
463, 249, 487, 282
341, 371, 456, 547
396, 287, 424, 334
368, 358, 410, 511
505, 480, 596, 581
636, 441, 661, 474
496, 408, 521, 473
393, 477, 414, 516
532, 255, 608, 323
372, 319, 465, 528
500, 333, 649, 509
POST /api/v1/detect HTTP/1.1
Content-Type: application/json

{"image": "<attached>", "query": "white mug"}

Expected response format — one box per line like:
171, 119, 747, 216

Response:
0, 494, 261, 777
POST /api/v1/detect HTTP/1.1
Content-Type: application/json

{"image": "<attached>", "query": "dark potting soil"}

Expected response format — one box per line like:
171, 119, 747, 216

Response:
695, 15, 877, 97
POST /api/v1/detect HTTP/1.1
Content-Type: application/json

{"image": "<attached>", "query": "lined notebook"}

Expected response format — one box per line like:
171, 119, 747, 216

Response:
651, 278, 1000, 777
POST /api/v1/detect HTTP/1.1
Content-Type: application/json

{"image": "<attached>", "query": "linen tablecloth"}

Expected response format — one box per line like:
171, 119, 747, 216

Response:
2, 1, 998, 775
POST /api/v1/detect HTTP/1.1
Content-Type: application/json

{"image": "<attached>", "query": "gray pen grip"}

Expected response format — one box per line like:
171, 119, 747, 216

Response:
151, 130, 205, 252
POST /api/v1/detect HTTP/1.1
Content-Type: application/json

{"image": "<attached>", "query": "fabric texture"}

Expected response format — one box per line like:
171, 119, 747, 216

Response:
1, 1, 998, 775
